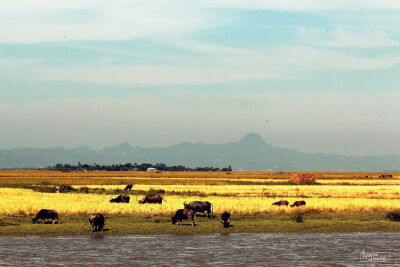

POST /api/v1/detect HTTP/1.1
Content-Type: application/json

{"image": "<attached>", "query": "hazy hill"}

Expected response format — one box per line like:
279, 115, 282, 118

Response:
1, 133, 400, 171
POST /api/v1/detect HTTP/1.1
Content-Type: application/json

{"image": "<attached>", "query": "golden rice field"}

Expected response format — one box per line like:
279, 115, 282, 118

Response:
0, 170, 400, 185
2, 188, 400, 216
77, 184, 400, 199
0, 171, 400, 216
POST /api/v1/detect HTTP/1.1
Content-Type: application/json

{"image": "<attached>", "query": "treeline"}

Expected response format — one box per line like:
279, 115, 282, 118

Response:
43, 162, 233, 172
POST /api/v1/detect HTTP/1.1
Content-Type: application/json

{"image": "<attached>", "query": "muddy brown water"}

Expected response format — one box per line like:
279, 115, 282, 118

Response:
0, 233, 399, 266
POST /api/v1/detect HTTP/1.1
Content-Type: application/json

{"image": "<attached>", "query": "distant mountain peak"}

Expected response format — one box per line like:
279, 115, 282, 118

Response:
240, 133, 266, 144
102, 142, 132, 151
1, 134, 400, 171
73, 146, 90, 151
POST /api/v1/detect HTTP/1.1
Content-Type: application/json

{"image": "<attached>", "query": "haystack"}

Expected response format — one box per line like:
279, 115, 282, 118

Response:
289, 173, 316, 185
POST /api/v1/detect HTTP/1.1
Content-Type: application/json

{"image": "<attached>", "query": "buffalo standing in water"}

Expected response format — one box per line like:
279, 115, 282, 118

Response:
183, 201, 213, 218
32, 209, 61, 224
88, 214, 105, 232
137, 195, 165, 204
290, 201, 306, 208
110, 195, 130, 203
220, 211, 231, 228
171, 209, 195, 226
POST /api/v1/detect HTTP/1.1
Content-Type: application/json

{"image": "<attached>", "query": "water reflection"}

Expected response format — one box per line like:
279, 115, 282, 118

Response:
91, 233, 104, 239
0, 233, 399, 266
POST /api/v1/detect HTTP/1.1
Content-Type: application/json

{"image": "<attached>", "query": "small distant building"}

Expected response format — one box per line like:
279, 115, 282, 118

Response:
147, 167, 158, 172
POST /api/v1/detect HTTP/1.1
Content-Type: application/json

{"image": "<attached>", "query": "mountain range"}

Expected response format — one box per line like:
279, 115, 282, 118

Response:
1, 133, 399, 171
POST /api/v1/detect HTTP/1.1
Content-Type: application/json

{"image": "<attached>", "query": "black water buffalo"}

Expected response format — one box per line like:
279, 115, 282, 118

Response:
124, 184, 133, 190
221, 211, 231, 228
32, 209, 61, 224
88, 214, 105, 232
110, 194, 130, 203
183, 201, 213, 218
171, 209, 195, 226
272, 200, 289, 206
137, 195, 165, 204
290, 201, 306, 208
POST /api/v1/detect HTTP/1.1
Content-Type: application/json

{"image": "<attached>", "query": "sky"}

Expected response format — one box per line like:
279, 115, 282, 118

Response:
0, 0, 399, 156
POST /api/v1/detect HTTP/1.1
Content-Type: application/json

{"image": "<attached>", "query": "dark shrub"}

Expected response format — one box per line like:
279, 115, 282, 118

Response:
32, 185, 55, 193
93, 188, 106, 194
386, 211, 400, 222
59, 184, 77, 192
79, 187, 89, 193
291, 211, 304, 223
147, 188, 165, 195
0, 219, 19, 226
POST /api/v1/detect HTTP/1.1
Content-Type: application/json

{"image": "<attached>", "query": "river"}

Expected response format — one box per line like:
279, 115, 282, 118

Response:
0, 232, 399, 266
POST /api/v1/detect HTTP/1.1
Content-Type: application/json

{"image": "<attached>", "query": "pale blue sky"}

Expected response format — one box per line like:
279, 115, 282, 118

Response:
1, 1, 399, 155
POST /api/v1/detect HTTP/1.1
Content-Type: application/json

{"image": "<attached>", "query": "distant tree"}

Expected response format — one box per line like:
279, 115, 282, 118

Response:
43, 162, 232, 172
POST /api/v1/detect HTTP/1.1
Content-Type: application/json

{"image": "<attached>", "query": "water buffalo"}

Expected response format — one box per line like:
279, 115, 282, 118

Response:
171, 209, 195, 226
124, 184, 133, 190
272, 200, 289, 206
290, 201, 306, 208
88, 214, 105, 232
137, 195, 165, 204
183, 201, 213, 218
110, 194, 130, 203
221, 211, 231, 228
32, 209, 61, 224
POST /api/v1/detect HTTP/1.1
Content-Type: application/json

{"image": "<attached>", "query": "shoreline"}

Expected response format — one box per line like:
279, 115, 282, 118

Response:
1, 213, 399, 236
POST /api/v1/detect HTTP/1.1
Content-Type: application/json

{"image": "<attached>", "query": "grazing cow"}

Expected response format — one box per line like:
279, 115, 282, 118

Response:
110, 194, 130, 203
32, 209, 61, 224
380, 174, 393, 178
221, 211, 231, 228
272, 200, 289, 206
124, 184, 133, 191
171, 209, 195, 226
290, 201, 306, 208
88, 214, 105, 232
183, 201, 213, 218
137, 195, 165, 204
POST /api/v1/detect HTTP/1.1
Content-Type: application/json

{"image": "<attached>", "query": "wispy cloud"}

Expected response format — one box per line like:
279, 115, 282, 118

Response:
31, 63, 284, 85
298, 28, 399, 48
0, 0, 222, 43
163, 39, 248, 54
0, 58, 40, 80
201, 0, 400, 10
1, 2, 399, 87
1, 44, 396, 86
270, 46, 400, 71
